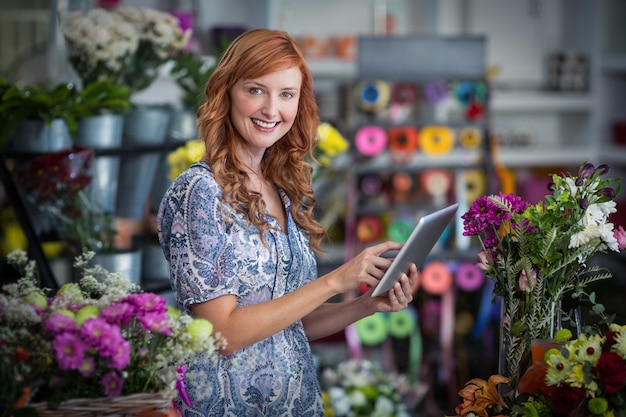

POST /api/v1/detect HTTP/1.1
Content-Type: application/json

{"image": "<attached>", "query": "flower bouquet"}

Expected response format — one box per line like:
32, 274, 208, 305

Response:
320, 359, 425, 417
0, 249, 224, 417
461, 162, 625, 390
62, 7, 191, 94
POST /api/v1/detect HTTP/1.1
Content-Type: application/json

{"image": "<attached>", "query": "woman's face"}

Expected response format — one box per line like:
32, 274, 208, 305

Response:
229, 66, 302, 156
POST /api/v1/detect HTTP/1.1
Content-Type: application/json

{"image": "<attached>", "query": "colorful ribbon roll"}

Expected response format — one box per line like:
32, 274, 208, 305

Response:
387, 126, 418, 155
354, 80, 391, 113
355, 313, 388, 346
354, 125, 387, 157
421, 261, 453, 295
419, 125, 455, 155
356, 215, 382, 243
456, 261, 485, 292
387, 216, 414, 243
459, 126, 482, 149
420, 168, 453, 198
423, 81, 449, 104
463, 169, 487, 204
359, 174, 383, 198
389, 308, 417, 339
391, 82, 418, 105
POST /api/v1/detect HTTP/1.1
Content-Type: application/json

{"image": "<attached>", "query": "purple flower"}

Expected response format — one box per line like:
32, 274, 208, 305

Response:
462, 196, 501, 236
137, 312, 171, 335
615, 225, 626, 251
100, 301, 134, 326
595, 164, 609, 176
578, 198, 588, 210
52, 332, 87, 370
126, 293, 168, 315
45, 313, 77, 335
498, 192, 529, 214
108, 338, 131, 370
579, 162, 595, 179
101, 371, 123, 397
78, 356, 96, 377
599, 187, 616, 199
80, 317, 115, 347
94, 324, 125, 358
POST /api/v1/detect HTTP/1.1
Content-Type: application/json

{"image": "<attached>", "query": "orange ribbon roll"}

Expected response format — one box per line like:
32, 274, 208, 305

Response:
356, 215, 383, 243
387, 126, 418, 155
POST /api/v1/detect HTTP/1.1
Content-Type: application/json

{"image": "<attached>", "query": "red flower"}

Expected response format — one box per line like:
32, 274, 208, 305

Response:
15, 346, 32, 362
551, 384, 585, 414
596, 351, 626, 393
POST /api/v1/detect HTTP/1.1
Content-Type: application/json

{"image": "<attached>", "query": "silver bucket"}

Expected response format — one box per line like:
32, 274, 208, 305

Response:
75, 114, 124, 213
116, 105, 171, 219
9, 119, 72, 152
92, 249, 143, 286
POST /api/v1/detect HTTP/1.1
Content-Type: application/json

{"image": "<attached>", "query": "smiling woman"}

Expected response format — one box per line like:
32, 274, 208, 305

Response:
157, 28, 418, 416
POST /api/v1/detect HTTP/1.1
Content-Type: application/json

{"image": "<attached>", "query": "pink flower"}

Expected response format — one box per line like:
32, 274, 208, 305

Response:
78, 356, 96, 377
108, 338, 131, 370
101, 371, 123, 397
80, 317, 115, 346
52, 332, 87, 370
518, 269, 537, 292
615, 225, 626, 251
137, 312, 171, 335
126, 293, 168, 315
45, 313, 77, 335
476, 250, 492, 272
100, 301, 134, 325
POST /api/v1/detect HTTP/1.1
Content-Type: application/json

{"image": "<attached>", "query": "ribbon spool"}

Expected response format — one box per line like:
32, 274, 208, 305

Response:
356, 215, 382, 243
456, 261, 485, 292
463, 169, 486, 203
391, 82, 418, 105
355, 313, 388, 346
423, 81, 449, 105
420, 168, 453, 198
459, 126, 482, 149
421, 261, 453, 295
359, 174, 383, 198
387, 126, 418, 156
387, 216, 414, 243
354, 80, 391, 113
454, 81, 487, 106
354, 125, 388, 157
389, 308, 417, 339
419, 126, 455, 155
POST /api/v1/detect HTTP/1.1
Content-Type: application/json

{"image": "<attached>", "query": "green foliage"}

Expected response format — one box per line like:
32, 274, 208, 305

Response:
0, 77, 131, 148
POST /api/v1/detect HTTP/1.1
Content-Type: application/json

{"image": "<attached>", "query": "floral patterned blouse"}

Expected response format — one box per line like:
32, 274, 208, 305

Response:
157, 162, 325, 416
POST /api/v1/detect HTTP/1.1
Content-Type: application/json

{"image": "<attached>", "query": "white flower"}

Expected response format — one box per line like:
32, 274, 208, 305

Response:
372, 396, 395, 417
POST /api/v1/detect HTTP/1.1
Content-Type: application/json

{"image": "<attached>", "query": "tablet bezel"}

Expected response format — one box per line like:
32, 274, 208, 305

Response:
370, 203, 458, 297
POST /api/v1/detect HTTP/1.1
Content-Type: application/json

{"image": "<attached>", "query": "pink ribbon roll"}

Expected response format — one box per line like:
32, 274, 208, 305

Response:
456, 262, 485, 292
421, 261, 453, 295
355, 125, 387, 157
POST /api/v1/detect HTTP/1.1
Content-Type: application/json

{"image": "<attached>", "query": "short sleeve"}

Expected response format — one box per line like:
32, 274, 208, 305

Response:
157, 164, 239, 313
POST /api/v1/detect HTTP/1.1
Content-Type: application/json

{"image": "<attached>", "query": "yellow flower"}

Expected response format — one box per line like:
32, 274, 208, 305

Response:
75, 305, 100, 326
316, 122, 349, 165
167, 139, 205, 179
455, 374, 510, 417
23, 292, 47, 311
185, 317, 214, 343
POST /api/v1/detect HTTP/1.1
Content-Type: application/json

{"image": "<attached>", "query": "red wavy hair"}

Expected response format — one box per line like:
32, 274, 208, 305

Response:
197, 29, 325, 252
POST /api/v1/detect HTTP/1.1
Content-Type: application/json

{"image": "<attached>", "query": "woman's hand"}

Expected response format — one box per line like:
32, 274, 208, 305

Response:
367, 263, 418, 313
327, 240, 403, 294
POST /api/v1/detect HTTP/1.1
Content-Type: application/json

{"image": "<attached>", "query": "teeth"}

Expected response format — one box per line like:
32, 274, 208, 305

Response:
252, 118, 277, 128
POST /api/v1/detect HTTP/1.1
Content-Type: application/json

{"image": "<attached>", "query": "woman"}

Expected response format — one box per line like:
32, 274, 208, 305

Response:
157, 28, 417, 416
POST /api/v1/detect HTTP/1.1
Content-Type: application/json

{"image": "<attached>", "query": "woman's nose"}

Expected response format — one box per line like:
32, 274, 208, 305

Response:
260, 95, 278, 118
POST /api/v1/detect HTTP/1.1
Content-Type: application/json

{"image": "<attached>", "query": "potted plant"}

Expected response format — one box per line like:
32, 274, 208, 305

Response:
0, 77, 131, 152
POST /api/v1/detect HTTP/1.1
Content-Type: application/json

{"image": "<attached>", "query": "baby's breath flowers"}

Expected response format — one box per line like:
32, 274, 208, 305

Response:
0, 250, 224, 415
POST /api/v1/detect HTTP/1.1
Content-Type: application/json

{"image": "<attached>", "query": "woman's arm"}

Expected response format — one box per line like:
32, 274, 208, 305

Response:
301, 265, 417, 341
191, 240, 404, 355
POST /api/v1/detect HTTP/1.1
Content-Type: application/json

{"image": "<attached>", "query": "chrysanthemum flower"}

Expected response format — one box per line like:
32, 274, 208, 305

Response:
101, 371, 123, 397
52, 332, 87, 370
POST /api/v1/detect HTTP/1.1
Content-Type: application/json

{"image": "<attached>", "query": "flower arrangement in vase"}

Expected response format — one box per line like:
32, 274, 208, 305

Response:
461, 162, 625, 391
62, 7, 191, 95
0, 249, 224, 417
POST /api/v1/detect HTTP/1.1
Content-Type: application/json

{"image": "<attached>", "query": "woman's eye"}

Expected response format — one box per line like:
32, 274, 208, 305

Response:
250, 87, 263, 95
282, 91, 294, 99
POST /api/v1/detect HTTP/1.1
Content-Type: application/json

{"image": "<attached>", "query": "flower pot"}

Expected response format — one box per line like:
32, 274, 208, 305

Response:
9, 119, 72, 152
116, 105, 171, 219
91, 249, 143, 286
75, 114, 124, 213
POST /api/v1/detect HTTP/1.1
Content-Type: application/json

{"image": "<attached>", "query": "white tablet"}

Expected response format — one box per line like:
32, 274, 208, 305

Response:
371, 203, 458, 297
